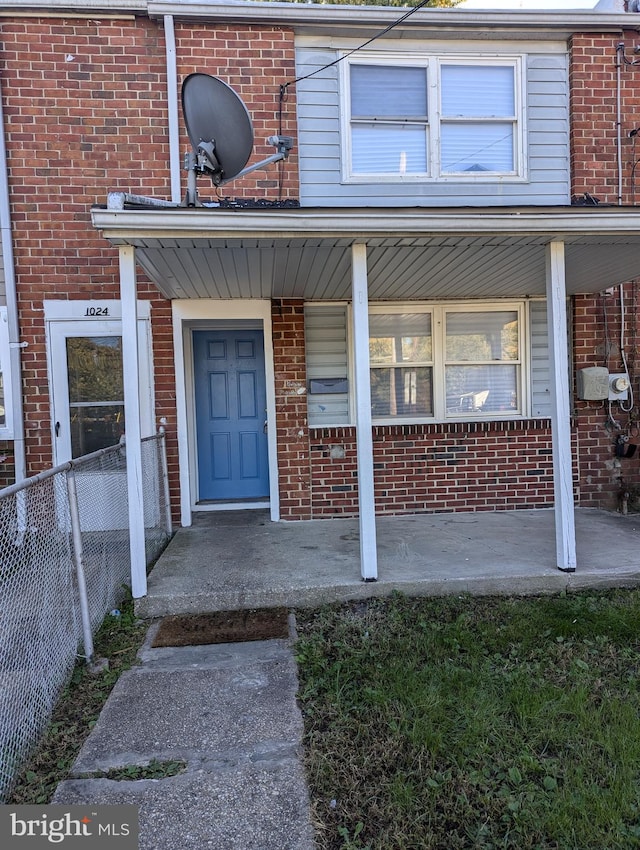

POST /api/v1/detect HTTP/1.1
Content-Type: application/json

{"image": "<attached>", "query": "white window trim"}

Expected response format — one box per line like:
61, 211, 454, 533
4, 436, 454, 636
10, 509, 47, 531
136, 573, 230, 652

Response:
340, 52, 527, 184
0, 306, 14, 439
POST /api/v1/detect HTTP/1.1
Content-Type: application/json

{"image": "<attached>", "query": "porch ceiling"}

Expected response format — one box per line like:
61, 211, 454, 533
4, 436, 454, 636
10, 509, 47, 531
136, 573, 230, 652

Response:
91, 206, 640, 302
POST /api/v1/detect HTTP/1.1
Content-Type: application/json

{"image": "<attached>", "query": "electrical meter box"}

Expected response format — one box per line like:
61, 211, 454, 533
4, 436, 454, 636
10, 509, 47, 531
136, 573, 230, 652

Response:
576, 366, 609, 400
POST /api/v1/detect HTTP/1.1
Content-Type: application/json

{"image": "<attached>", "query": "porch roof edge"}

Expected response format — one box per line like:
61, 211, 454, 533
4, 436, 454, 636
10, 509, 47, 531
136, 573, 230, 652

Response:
146, 2, 633, 35
1, 1, 634, 38
90, 205, 640, 243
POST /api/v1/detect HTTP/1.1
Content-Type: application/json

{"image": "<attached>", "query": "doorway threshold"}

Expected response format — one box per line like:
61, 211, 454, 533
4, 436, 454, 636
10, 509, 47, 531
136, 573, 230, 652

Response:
194, 499, 270, 512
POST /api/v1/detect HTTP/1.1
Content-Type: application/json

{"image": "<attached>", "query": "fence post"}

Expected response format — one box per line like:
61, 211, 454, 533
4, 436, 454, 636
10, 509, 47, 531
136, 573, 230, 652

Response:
158, 420, 172, 536
65, 469, 95, 665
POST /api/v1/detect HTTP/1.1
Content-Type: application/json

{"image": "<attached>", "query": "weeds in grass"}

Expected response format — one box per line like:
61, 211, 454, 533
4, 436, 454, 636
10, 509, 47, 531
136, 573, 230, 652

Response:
7, 596, 148, 804
296, 591, 640, 850
78, 758, 186, 782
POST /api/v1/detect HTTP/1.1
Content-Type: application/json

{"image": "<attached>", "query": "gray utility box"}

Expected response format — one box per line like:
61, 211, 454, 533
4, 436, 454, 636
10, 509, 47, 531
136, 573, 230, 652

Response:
576, 366, 609, 400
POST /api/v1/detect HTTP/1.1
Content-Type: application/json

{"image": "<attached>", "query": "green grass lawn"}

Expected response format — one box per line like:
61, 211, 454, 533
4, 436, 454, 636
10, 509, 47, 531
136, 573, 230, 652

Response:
295, 591, 640, 850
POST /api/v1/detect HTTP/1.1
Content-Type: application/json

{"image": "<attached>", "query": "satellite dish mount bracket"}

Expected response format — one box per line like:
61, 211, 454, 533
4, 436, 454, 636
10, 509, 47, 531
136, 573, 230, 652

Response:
183, 134, 293, 206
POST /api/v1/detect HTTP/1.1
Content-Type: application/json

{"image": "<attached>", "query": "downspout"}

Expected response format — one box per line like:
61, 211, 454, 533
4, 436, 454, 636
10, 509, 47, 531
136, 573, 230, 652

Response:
164, 15, 182, 204
616, 42, 624, 205
0, 73, 26, 483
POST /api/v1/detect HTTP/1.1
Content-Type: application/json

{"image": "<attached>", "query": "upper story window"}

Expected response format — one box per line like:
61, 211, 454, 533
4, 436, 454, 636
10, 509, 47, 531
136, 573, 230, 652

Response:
345, 55, 523, 181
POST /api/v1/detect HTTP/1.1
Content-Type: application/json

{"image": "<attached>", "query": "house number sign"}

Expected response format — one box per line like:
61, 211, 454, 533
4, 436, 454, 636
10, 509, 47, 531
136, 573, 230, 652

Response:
84, 306, 110, 316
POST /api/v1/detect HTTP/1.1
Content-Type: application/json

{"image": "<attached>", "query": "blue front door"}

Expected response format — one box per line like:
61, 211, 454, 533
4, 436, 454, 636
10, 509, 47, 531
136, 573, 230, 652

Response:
193, 329, 269, 501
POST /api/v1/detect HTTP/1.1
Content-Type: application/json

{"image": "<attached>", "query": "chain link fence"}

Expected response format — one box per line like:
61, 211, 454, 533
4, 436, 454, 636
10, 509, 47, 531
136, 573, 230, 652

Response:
0, 432, 172, 802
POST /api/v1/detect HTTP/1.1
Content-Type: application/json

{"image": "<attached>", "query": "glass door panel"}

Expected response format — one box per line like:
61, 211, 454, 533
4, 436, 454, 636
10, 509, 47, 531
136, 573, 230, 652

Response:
66, 336, 125, 457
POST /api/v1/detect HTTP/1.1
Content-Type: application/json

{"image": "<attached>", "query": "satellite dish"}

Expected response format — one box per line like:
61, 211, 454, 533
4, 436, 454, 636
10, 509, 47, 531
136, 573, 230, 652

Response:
180, 72, 294, 206
104, 72, 294, 210
182, 73, 254, 183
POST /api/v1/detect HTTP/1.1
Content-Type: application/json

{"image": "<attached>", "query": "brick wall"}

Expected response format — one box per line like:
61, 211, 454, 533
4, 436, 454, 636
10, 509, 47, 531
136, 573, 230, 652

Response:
570, 33, 640, 510
570, 30, 640, 204
0, 440, 15, 489
569, 34, 621, 204
174, 23, 298, 202
308, 422, 557, 520
0, 14, 172, 476
272, 300, 311, 519
573, 287, 640, 510
1, 14, 298, 523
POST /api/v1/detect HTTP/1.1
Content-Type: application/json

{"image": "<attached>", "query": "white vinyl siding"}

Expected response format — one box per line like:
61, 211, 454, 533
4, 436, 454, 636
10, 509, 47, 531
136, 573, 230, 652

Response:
529, 298, 552, 417
305, 304, 350, 427
296, 39, 569, 207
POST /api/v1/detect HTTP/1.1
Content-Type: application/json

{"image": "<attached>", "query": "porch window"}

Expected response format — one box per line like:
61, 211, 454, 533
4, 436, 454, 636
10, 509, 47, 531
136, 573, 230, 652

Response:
0, 307, 13, 439
345, 56, 522, 180
369, 311, 433, 418
305, 301, 530, 428
368, 304, 525, 423
444, 309, 521, 416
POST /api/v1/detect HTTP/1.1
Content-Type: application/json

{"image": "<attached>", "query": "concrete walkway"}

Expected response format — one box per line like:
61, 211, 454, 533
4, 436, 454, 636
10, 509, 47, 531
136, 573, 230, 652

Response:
52, 506, 640, 848
53, 621, 315, 850
136, 507, 640, 618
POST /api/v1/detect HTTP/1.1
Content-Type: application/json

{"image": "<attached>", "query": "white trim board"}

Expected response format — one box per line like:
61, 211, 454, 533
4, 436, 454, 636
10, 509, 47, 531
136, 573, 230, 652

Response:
172, 299, 279, 527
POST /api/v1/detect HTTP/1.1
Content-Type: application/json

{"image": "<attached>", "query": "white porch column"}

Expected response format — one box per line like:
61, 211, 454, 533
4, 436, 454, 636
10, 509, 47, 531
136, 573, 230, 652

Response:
119, 246, 148, 597
351, 243, 378, 581
545, 241, 577, 572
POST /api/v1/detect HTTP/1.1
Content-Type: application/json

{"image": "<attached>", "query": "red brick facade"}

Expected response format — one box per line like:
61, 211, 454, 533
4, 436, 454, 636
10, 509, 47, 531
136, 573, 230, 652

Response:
0, 13, 638, 519
0, 15, 297, 517
569, 32, 640, 511
272, 300, 311, 520
0, 440, 15, 489
309, 421, 557, 519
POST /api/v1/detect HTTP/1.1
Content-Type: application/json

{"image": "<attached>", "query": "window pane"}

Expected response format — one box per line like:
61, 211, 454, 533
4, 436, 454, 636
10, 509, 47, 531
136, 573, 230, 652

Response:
352, 124, 427, 174
67, 337, 124, 403
446, 311, 518, 361
66, 336, 125, 457
369, 312, 432, 364
70, 403, 125, 458
351, 65, 427, 118
446, 364, 517, 415
441, 123, 514, 173
371, 367, 433, 418
441, 65, 514, 117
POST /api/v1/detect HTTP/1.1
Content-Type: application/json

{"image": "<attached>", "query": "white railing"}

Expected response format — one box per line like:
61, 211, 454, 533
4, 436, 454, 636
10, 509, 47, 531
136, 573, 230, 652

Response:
0, 432, 171, 801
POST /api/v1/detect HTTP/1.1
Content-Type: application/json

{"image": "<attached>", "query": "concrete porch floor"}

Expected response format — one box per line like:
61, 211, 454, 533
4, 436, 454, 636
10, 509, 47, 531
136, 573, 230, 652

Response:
135, 507, 640, 617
